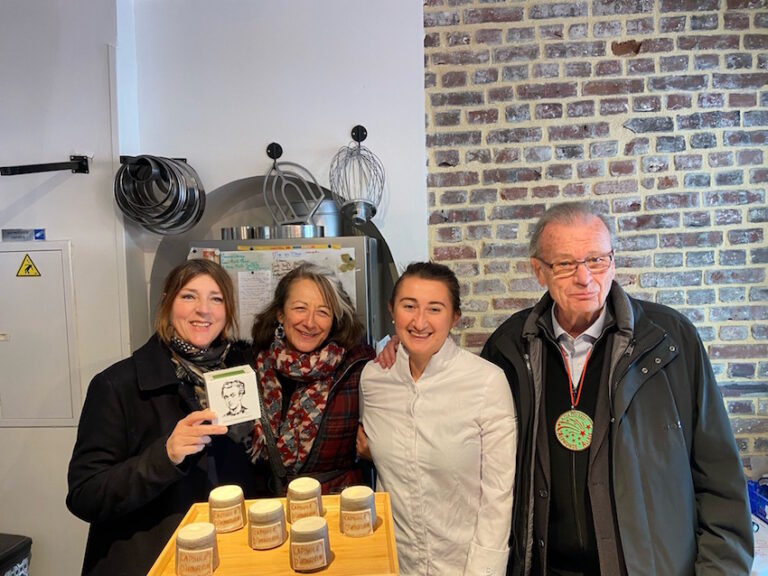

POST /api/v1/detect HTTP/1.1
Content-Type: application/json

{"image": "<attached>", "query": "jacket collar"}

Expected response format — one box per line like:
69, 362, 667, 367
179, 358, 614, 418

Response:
394, 335, 459, 382
134, 334, 180, 392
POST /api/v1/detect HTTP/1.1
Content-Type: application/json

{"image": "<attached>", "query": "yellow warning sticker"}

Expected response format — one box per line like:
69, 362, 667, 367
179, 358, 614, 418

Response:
16, 254, 41, 277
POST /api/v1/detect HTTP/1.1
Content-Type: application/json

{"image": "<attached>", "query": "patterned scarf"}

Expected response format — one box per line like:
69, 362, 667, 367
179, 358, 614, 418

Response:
169, 336, 231, 409
250, 338, 346, 472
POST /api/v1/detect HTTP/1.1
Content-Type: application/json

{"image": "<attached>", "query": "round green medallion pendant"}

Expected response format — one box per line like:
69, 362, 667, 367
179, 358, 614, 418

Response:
555, 409, 593, 451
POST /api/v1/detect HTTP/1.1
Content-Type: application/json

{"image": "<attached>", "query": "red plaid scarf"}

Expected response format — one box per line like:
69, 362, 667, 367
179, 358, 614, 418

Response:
250, 338, 345, 471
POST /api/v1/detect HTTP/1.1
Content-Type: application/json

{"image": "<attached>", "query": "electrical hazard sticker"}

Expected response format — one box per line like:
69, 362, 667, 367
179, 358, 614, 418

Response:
16, 254, 41, 277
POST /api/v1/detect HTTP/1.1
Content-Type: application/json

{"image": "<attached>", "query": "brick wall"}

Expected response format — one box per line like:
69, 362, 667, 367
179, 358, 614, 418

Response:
424, 0, 768, 463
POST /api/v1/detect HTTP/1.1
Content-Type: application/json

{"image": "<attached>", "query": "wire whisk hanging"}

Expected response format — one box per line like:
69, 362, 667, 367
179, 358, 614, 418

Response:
329, 125, 385, 225
262, 142, 325, 226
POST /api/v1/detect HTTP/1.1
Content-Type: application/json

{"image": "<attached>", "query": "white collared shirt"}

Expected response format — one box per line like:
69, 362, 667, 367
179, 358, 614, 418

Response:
361, 337, 517, 576
552, 305, 607, 391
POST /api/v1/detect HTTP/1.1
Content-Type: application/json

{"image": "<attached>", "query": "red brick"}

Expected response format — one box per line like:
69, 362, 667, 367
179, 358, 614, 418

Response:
678, 35, 740, 51
424, 11, 460, 28
595, 60, 622, 76
482, 168, 542, 184
434, 110, 461, 127
447, 32, 471, 47
548, 122, 610, 140
427, 171, 480, 188
465, 7, 524, 24
667, 94, 692, 109
431, 51, 490, 66
730, 93, 757, 107
426, 132, 482, 147
434, 150, 460, 167
610, 160, 636, 175
493, 149, 521, 164
746, 35, 768, 49
424, 33, 440, 48
533, 63, 560, 79
546, 41, 606, 59
639, 38, 675, 53
583, 79, 644, 95
661, 0, 718, 9
433, 246, 477, 260
467, 109, 499, 124
657, 175, 679, 189
532, 185, 559, 198
713, 73, 768, 89
594, 179, 638, 195
517, 82, 578, 100
500, 187, 528, 201
436, 226, 462, 242
529, 2, 588, 19
725, 13, 750, 30
475, 29, 503, 45
430, 91, 484, 107
442, 71, 467, 88
429, 207, 486, 224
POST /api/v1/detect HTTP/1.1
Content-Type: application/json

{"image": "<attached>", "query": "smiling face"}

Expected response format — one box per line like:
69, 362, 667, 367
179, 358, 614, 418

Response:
530, 214, 615, 337
390, 276, 460, 378
170, 274, 227, 349
277, 278, 334, 353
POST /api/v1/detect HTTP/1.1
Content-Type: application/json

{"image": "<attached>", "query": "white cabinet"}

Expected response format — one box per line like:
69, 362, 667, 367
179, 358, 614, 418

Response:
0, 241, 80, 426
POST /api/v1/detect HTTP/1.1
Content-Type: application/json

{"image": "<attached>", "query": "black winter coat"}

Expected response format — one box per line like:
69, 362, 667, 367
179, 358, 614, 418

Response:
66, 335, 258, 575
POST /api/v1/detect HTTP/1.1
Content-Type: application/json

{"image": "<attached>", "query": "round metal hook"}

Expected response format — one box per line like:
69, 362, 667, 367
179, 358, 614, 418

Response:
266, 142, 283, 161
351, 125, 368, 143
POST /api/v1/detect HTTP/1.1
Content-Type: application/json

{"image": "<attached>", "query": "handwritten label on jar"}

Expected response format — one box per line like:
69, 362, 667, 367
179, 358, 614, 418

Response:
341, 509, 373, 537
291, 538, 327, 571
250, 521, 285, 550
176, 547, 213, 576
289, 498, 319, 522
210, 504, 244, 532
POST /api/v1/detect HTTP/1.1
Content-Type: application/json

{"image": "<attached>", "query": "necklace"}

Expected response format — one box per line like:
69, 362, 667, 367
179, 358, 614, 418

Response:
554, 346, 593, 451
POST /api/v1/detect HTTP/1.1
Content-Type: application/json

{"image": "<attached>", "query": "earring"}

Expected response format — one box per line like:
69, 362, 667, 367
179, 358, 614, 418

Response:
274, 323, 285, 341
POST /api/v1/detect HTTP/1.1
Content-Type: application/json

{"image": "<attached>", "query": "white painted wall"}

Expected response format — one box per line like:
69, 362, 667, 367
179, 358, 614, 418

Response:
129, 0, 428, 279
0, 1, 122, 574
0, 1, 425, 573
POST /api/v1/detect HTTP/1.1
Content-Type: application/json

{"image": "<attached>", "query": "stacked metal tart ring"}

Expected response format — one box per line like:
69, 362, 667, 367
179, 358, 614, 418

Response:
114, 155, 205, 234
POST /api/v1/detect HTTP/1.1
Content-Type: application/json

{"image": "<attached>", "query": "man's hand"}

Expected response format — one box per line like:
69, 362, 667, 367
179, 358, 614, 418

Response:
374, 335, 400, 369
166, 409, 227, 465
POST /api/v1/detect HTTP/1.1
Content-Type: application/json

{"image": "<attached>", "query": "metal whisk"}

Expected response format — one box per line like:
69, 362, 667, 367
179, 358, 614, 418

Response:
329, 125, 385, 225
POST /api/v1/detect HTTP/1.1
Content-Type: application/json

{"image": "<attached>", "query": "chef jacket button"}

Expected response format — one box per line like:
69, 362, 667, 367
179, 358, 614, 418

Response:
669, 345, 676, 352
539, 539, 545, 548
538, 489, 548, 498
654, 357, 661, 364
641, 367, 648, 374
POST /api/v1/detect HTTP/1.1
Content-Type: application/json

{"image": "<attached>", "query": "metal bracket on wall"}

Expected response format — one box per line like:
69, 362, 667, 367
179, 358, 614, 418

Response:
0, 155, 89, 176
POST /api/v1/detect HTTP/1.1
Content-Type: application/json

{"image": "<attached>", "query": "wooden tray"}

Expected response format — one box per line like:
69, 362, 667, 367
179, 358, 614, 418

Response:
148, 492, 399, 575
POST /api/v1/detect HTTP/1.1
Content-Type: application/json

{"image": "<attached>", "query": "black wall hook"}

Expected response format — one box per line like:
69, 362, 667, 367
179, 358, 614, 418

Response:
351, 125, 367, 143
266, 143, 283, 161
1, 155, 89, 176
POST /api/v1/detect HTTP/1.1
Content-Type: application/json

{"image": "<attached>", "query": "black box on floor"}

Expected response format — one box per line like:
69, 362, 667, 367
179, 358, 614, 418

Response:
0, 533, 31, 575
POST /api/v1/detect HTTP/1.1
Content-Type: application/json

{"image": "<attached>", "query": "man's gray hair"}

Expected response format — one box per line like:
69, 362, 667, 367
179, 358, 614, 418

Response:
528, 201, 616, 258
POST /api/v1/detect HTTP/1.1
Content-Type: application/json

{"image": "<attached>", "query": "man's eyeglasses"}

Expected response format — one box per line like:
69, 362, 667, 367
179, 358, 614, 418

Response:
535, 251, 614, 278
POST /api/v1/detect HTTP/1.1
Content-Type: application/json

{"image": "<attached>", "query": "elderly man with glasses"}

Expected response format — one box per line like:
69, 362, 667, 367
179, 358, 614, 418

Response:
482, 201, 752, 576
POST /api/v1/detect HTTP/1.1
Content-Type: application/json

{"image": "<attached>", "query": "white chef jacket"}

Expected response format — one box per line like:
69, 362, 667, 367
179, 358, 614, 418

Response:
360, 336, 517, 576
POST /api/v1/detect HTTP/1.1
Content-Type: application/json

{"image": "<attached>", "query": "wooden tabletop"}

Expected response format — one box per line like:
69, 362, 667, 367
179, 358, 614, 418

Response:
148, 492, 399, 575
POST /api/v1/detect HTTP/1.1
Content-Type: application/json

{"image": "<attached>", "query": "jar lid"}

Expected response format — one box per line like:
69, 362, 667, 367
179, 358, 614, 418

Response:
249, 499, 284, 523
209, 485, 244, 507
291, 515, 327, 537
288, 477, 321, 500
177, 522, 216, 548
